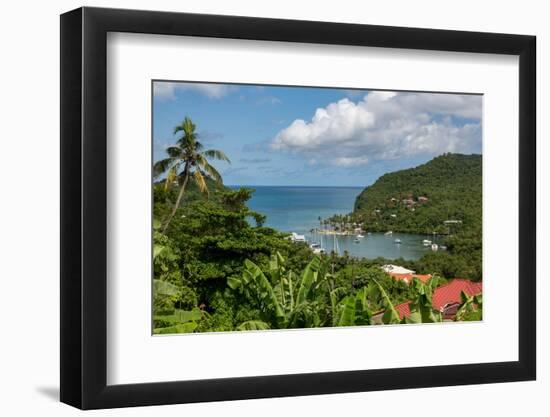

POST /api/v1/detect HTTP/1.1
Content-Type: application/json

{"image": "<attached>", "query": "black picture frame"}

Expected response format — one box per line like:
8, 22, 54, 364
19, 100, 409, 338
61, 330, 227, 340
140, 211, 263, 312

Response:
60, 6, 536, 410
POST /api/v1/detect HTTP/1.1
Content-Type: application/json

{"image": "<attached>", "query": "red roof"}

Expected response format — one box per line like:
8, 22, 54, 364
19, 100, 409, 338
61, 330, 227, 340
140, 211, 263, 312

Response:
395, 302, 411, 320
432, 279, 482, 311
414, 274, 432, 283
389, 272, 432, 284
391, 279, 482, 319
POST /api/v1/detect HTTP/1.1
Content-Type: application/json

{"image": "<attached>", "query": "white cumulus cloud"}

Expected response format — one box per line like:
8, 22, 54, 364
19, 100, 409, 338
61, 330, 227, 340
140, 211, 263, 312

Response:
270, 91, 481, 167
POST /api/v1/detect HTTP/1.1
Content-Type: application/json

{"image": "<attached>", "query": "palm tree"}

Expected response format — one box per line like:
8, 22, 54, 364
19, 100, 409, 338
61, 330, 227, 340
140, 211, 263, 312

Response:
154, 117, 230, 232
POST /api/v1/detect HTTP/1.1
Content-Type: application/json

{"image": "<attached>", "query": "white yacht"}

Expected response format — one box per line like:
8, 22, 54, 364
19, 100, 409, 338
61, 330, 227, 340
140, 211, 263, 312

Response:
309, 243, 325, 254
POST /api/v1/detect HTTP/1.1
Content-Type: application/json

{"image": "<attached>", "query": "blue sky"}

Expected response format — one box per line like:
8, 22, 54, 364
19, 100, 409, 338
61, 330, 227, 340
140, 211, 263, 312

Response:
153, 81, 482, 187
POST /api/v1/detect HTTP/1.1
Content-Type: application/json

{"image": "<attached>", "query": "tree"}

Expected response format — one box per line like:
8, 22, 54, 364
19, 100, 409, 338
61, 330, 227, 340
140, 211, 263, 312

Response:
153, 117, 230, 232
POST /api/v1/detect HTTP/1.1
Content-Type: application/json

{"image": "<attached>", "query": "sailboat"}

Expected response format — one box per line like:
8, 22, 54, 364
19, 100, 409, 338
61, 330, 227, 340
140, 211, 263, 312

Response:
310, 229, 326, 254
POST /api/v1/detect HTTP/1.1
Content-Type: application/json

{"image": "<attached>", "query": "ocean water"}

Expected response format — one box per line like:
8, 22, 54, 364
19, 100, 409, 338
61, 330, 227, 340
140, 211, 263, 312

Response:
233, 185, 362, 234
231, 185, 441, 260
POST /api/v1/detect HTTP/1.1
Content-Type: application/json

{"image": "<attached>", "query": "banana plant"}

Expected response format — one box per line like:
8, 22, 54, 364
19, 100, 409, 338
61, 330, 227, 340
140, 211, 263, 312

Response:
152, 279, 207, 334
237, 320, 271, 331
403, 277, 443, 324
372, 279, 401, 324
153, 279, 180, 315
334, 286, 372, 327
455, 291, 482, 321
228, 253, 331, 329
153, 308, 205, 334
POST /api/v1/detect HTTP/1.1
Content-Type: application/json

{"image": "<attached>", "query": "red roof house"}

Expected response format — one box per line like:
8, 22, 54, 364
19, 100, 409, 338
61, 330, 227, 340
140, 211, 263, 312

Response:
388, 272, 432, 284
382, 279, 482, 321
394, 302, 411, 320
432, 279, 482, 311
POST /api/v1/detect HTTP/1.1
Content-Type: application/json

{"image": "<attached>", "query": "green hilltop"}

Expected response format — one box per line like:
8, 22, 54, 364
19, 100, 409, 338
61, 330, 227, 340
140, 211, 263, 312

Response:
352, 153, 482, 235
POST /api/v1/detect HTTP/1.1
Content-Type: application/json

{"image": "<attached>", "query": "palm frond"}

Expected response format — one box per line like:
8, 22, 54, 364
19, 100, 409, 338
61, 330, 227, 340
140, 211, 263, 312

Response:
193, 170, 209, 195
164, 167, 178, 190
200, 159, 223, 183
153, 157, 174, 178
177, 135, 193, 150
174, 117, 196, 135
203, 149, 231, 163
165, 146, 182, 158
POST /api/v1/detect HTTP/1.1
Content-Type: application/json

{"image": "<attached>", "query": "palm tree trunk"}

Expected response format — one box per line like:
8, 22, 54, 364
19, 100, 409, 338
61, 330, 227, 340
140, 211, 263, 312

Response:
162, 165, 189, 233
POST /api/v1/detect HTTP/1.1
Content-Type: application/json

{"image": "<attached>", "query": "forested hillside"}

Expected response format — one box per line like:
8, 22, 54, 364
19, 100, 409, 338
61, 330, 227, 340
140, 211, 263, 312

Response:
348, 153, 482, 280
353, 153, 482, 235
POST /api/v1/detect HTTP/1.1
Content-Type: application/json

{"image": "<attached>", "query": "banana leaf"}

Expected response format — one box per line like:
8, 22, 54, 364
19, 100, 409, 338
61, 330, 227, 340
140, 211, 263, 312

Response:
242, 259, 286, 323
154, 308, 202, 325
237, 320, 271, 331
153, 279, 180, 297
153, 322, 197, 334
295, 256, 321, 305
374, 279, 400, 324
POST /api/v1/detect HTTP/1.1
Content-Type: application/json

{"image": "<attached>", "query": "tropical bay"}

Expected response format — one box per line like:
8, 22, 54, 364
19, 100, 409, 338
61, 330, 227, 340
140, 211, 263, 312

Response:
152, 82, 483, 334
235, 185, 445, 261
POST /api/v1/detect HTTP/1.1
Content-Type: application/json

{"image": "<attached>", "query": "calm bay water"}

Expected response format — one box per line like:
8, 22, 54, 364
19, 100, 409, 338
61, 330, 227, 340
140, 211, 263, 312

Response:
231, 185, 442, 261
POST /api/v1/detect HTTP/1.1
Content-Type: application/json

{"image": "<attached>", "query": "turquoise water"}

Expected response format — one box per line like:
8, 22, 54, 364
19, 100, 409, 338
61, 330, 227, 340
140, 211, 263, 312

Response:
231, 186, 442, 260
314, 232, 444, 261
233, 185, 362, 234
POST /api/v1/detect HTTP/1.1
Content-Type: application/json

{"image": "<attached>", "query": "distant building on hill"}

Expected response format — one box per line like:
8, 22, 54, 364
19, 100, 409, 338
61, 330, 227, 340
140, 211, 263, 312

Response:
288, 232, 306, 242
381, 264, 415, 275
388, 272, 431, 285
381, 264, 431, 284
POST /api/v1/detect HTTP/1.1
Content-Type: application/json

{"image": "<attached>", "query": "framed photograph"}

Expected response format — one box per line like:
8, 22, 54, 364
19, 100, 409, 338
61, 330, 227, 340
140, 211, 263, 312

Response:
60, 6, 536, 409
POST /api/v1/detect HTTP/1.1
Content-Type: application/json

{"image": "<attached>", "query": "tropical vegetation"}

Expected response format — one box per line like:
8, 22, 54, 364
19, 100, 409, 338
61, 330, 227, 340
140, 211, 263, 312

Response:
326, 154, 482, 280
152, 117, 482, 334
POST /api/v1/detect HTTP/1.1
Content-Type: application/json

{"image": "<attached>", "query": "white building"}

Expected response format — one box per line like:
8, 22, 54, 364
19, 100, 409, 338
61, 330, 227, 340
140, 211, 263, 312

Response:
289, 232, 306, 242
381, 264, 415, 275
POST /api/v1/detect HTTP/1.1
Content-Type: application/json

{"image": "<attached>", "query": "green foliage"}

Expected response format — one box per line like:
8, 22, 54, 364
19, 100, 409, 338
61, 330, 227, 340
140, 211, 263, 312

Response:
151, 122, 482, 333
353, 153, 482, 233
455, 292, 483, 321
153, 279, 180, 315
343, 153, 482, 281
372, 280, 401, 324
153, 232, 182, 285
335, 287, 372, 327
152, 279, 205, 333
237, 320, 271, 331
229, 253, 332, 329
406, 278, 443, 323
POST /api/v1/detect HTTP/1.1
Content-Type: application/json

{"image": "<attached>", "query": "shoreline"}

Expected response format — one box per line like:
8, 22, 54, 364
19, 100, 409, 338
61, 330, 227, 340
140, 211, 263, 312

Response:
311, 228, 450, 237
